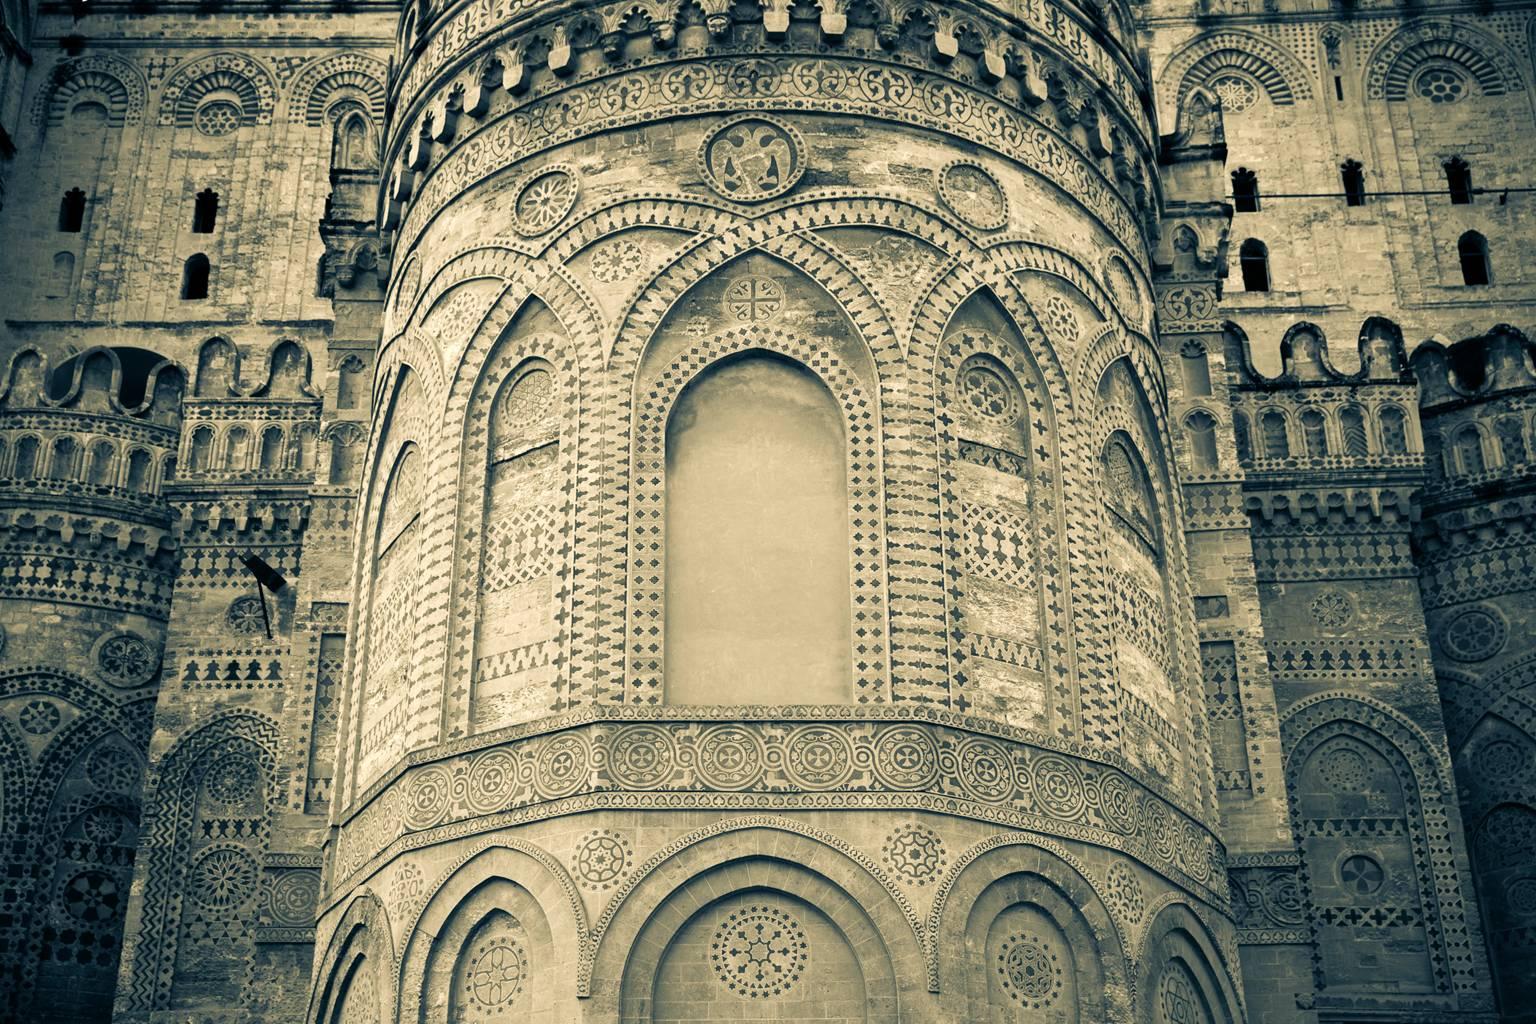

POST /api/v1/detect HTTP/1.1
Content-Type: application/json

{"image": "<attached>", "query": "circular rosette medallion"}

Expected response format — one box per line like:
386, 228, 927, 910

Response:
695, 725, 765, 790
698, 115, 806, 202
466, 747, 520, 813
403, 764, 454, 830
533, 733, 590, 799
1027, 755, 1086, 819
939, 160, 1008, 230
268, 871, 320, 926
956, 738, 1015, 803
607, 725, 675, 789
784, 725, 855, 789
511, 164, 580, 236
873, 725, 939, 790
1092, 769, 1140, 835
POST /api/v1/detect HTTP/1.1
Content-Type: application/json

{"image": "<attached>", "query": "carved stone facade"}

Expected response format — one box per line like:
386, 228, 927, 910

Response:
0, 0, 1530, 1022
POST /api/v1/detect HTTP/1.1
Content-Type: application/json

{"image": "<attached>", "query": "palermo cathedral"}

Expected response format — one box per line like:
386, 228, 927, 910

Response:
0, 0, 1534, 1020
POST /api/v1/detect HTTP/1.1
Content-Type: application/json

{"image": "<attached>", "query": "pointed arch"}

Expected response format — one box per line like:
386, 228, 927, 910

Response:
1136, 902, 1241, 1024
310, 891, 394, 1024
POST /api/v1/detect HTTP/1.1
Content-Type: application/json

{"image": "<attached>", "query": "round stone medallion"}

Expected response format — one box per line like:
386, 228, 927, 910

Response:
1339, 854, 1385, 896
939, 160, 1008, 230
61, 870, 121, 923
18, 699, 60, 735
1308, 589, 1354, 629
269, 871, 320, 926
191, 846, 259, 911
710, 904, 809, 997
87, 745, 141, 792
1316, 746, 1371, 791
511, 164, 580, 236
465, 936, 528, 1008
957, 355, 1020, 425
94, 630, 158, 687
194, 100, 241, 136
996, 933, 1063, 1008
1209, 73, 1259, 112
1441, 606, 1507, 662
572, 829, 631, 890
698, 115, 806, 202
227, 595, 268, 636
882, 823, 947, 886
784, 725, 854, 788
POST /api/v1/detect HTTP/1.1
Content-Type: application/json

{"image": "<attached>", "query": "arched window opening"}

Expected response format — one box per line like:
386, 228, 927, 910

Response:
1180, 339, 1212, 396
13, 436, 39, 477
1445, 157, 1473, 204
48, 436, 79, 480
1232, 411, 1253, 463
1456, 425, 1486, 475
1301, 408, 1330, 457
1232, 167, 1260, 212
1459, 231, 1490, 286
187, 425, 214, 473
1341, 159, 1366, 206
126, 449, 152, 490
1261, 410, 1289, 459
337, 355, 365, 409
259, 427, 284, 473
181, 254, 210, 300
665, 353, 851, 705
87, 441, 115, 486
1186, 411, 1219, 471
226, 425, 250, 472
46, 252, 75, 299
1340, 406, 1370, 456
1380, 406, 1410, 454
58, 188, 86, 232
1240, 239, 1270, 292
192, 189, 219, 233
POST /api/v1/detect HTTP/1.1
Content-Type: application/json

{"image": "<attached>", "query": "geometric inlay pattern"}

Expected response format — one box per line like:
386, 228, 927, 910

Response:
709, 904, 809, 998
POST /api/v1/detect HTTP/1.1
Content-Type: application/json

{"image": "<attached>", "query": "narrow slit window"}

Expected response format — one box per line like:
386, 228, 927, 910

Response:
59, 189, 87, 232
1239, 239, 1270, 292
1341, 160, 1366, 206
1445, 157, 1473, 205
181, 254, 210, 300
1232, 167, 1260, 213
192, 189, 219, 233
1459, 232, 1490, 286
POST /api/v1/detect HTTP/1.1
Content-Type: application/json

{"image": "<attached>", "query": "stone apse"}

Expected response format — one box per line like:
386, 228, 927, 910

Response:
308, 1, 1244, 1022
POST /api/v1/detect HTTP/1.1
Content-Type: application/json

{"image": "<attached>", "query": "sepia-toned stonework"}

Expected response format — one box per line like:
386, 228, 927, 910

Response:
0, 0, 1530, 1021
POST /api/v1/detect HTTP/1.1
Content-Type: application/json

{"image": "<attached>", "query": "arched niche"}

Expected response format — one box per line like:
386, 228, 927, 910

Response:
310, 893, 395, 1024
1136, 904, 1240, 1024
1287, 723, 1445, 995
933, 289, 1063, 731
449, 297, 576, 737
664, 351, 850, 705
612, 855, 901, 1024
1095, 358, 1190, 785
628, 253, 885, 706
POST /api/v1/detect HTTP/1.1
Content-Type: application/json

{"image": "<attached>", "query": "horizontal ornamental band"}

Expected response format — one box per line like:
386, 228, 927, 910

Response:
332, 712, 1227, 904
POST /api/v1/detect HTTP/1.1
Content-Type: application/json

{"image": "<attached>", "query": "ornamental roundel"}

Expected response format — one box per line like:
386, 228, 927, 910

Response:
1157, 963, 1211, 1024
1308, 589, 1354, 629
1415, 66, 1466, 104
1338, 853, 1385, 896
723, 276, 785, 323
465, 936, 528, 1009
511, 163, 580, 236
1441, 605, 1507, 662
783, 725, 855, 788
81, 807, 126, 845
533, 733, 590, 798
1507, 877, 1536, 917
465, 748, 519, 813
190, 846, 260, 911
1102, 253, 1145, 323
18, 699, 61, 735
87, 745, 141, 792
1474, 738, 1530, 786
589, 238, 645, 283
872, 725, 939, 789
698, 115, 806, 202
227, 595, 268, 636
403, 764, 454, 830
957, 355, 1021, 426
194, 99, 241, 136
1029, 755, 1087, 818
607, 725, 674, 789
882, 823, 947, 885
268, 870, 320, 926
696, 725, 766, 790
572, 829, 632, 890
1208, 73, 1260, 112
938, 160, 1008, 231
94, 630, 158, 687
205, 754, 260, 806
1104, 861, 1146, 924
61, 870, 121, 924
956, 737, 1015, 802
996, 932, 1064, 1008
709, 904, 809, 997
1316, 746, 1371, 792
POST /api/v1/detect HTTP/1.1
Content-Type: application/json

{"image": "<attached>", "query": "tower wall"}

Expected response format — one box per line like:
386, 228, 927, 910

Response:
313, 3, 1244, 1022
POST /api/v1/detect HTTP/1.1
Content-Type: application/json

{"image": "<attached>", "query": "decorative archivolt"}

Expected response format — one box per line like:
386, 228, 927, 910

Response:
33, 55, 146, 127
158, 52, 276, 127
1163, 31, 1313, 111
1369, 20, 1525, 100
289, 53, 387, 125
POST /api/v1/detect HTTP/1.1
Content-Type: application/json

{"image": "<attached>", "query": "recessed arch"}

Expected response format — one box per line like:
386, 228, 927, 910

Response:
1162, 31, 1313, 116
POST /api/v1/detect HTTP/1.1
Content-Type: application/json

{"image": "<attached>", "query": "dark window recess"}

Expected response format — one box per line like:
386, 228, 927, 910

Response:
1240, 239, 1270, 292
1459, 232, 1490, 286
1232, 167, 1260, 213
58, 189, 86, 232
192, 189, 219, 233
181, 254, 210, 300
1445, 157, 1473, 204
1341, 160, 1366, 206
